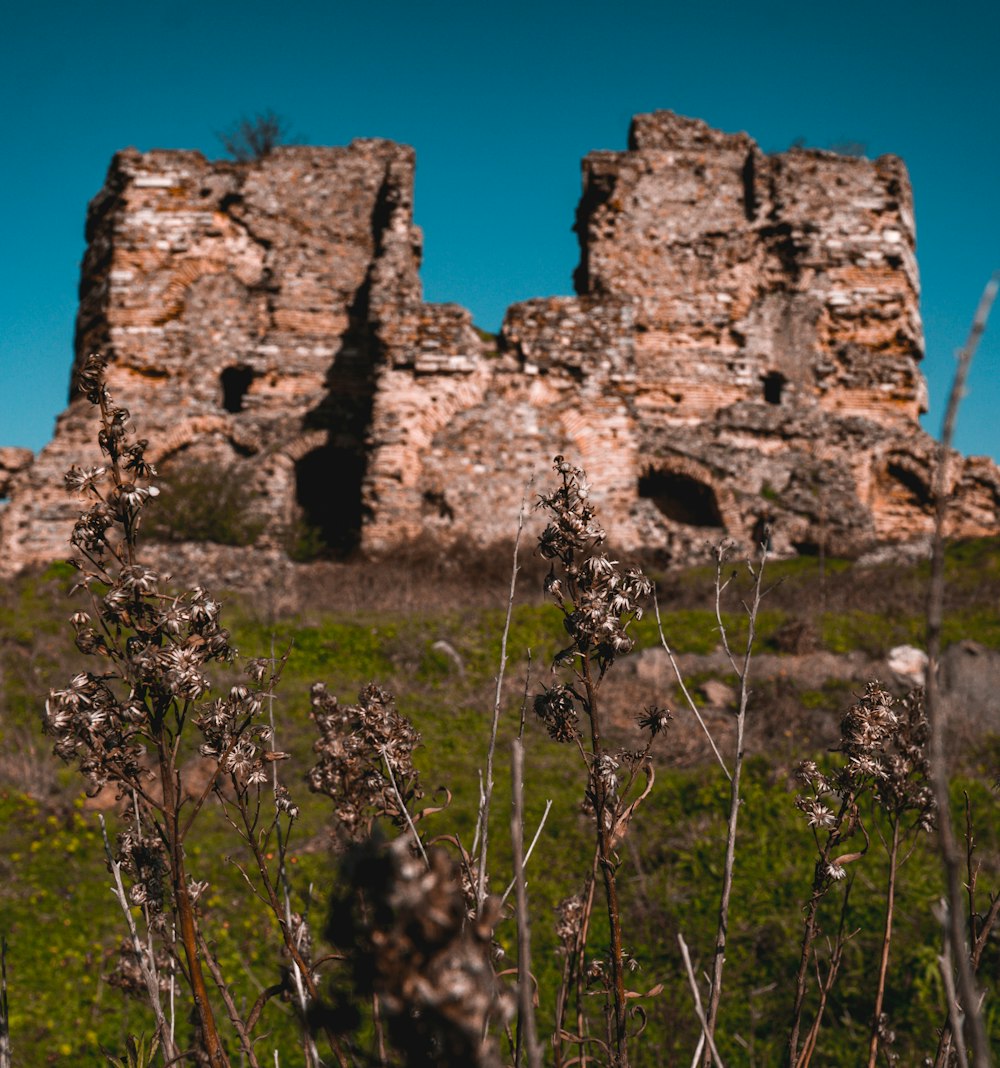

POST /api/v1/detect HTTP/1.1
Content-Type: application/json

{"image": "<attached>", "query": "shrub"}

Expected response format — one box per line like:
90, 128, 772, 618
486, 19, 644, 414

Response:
145, 459, 264, 546
218, 111, 297, 162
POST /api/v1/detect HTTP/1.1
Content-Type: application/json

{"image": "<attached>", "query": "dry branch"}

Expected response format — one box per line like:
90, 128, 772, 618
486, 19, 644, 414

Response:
925, 274, 999, 1068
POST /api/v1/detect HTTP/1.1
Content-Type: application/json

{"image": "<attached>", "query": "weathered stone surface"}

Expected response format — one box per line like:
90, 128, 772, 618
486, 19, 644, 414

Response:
939, 640, 1000, 734
1, 112, 997, 575
0, 448, 33, 498
887, 644, 929, 687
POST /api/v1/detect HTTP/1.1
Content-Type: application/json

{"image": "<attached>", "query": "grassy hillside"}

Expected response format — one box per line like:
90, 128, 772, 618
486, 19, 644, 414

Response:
1, 541, 999, 1065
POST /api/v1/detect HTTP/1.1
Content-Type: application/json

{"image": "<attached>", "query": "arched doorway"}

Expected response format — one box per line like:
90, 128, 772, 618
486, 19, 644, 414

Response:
294, 445, 366, 556
220, 366, 254, 413
638, 467, 724, 528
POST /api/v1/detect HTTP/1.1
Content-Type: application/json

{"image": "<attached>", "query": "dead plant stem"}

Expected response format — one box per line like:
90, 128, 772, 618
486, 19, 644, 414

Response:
702, 545, 767, 1062
866, 819, 900, 1068
501, 799, 553, 906
511, 739, 543, 1068
926, 274, 998, 1068
195, 930, 262, 1068
157, 740, 228, 1068
653, 592, 730, 781
238, 796, 349, 1068
99, 816, 178, 1063
381, 748, 428, 867
476, 494, 526, 914
582, 655, 628, 1067
1, 938, 10, 1068
677, 933, 725, 1068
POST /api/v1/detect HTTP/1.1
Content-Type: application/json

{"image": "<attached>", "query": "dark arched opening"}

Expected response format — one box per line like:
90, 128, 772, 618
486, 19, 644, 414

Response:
639, 468, 724, 528
752, 517, 773, 551
763, 371, 786, 405
887, 462, 932, 510
221, 366, 254, 413
295, 445, 365, 556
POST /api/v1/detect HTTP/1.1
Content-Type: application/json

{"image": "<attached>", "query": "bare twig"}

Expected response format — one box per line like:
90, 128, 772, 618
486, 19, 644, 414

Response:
654, 591, 731, 781
702, 540, 768, 1060
518, 650, 532, 740
938, 920, 972, 1068
677, 933, 725, 1068
237, 805, 349, 1068
501, 799, 553, 906
195, 930, 262, 1068
553, 860, 598, 1068
933, 798, 1000, 1066
867, 820, 901, 1068
791, 885, 853, 1068
926, 274, 998, 1068
511, 739, 543, 1068
476, 491, 527, 913
267, 635, 321, 1068
0, 935, 10, 1068
381, 748, 429, 868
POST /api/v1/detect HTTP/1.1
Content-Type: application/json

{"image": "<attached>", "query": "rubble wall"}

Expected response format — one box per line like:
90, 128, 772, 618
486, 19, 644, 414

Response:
1, 112, 996, 575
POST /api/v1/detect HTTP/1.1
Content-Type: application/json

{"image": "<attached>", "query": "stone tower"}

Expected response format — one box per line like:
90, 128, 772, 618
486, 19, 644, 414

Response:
1, 112, 996, 575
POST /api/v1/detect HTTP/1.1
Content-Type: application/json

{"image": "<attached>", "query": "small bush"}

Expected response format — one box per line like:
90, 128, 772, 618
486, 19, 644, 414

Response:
145, 459, 264, 546
218, 110, 296, 162
283, 517, 327, 562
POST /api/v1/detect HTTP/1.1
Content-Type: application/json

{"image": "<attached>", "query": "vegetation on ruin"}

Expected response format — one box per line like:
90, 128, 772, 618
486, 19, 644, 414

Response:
145, 459, 265, 548
217, 110, 298, 162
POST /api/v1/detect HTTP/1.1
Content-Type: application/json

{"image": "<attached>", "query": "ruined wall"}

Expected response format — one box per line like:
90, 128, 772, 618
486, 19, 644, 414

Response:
575, 112, 925, 426
1, 112, 996, 576
0, 139, 484, 572
363, 112, 996, 561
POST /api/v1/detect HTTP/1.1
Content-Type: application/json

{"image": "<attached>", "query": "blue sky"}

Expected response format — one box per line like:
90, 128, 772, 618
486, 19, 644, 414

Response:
1, 0, 997, 459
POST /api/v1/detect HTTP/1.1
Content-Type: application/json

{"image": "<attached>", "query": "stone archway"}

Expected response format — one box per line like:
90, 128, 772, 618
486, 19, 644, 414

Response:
637, 463, 726, 528
285, 435, 367, 557
877, 452, 934, 515
884, 459, 932, 512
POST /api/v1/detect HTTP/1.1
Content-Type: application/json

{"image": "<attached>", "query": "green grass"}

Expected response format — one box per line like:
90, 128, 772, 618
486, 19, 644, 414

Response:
3, 541, 1000, 1063
4, 755, 996, 1065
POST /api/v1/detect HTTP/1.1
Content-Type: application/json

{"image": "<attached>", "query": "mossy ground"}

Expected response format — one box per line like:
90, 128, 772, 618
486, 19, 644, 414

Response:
2, 541, 999, 1064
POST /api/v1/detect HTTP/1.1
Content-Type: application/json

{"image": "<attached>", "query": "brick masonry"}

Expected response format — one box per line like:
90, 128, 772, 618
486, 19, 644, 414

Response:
1, 112, 997, 574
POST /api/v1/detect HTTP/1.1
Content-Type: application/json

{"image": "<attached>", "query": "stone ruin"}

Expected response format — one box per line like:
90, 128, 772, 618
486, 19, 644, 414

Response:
2, 111, 998, 576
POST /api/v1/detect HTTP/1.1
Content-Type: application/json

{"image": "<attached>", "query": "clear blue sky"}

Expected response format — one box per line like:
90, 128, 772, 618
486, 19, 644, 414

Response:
1, 0, 997, 459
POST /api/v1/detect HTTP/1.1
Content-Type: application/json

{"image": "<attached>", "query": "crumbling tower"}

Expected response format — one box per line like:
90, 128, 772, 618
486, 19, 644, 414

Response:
1, 112, 996, 577
422, 113, 995, 559
576, 111, 925, 425
0, 140, 485, 573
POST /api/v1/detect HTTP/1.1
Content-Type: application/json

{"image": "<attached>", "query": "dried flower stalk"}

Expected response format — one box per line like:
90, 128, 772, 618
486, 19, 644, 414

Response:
44, 355, 336, 1066
534, 457, 665, 1068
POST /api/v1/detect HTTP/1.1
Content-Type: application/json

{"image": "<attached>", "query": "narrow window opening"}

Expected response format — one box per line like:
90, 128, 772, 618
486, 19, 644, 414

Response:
221, 366, 254, 413
887, 462, 932, 510
763, 371, 786, 405
295, 445, 365, 556
741, 150, 758, 222
638, 468, 724, 528
752, 517, 773, 551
